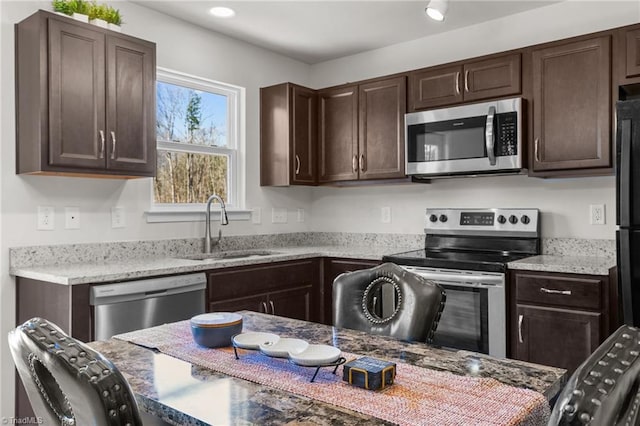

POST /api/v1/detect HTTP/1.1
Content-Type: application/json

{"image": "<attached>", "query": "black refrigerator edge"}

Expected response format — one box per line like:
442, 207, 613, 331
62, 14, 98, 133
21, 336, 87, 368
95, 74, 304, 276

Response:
617, 99, 640, 326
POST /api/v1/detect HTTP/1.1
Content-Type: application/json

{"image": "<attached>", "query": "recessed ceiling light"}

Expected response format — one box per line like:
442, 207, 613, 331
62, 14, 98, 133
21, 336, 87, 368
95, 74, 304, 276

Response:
209, 7, 236, 18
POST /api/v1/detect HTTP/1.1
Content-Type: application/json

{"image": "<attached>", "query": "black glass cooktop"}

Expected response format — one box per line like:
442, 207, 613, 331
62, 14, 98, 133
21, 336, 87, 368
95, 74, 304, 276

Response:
382, 248, 532, 273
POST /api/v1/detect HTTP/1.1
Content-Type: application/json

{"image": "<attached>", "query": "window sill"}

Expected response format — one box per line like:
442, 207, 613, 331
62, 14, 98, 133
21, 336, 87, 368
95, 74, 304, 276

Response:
145, 208, 251, 223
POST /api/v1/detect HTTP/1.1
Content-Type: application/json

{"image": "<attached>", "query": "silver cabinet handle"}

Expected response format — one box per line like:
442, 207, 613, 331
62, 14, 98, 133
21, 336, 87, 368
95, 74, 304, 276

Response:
464, 70, 469, 92
269, 300, 275, 315
110, 131, 117, 160
295, 155, 300, 175
540, 287, 572, 296
455, 72, 460, 95
352, 155, 358, 173
518, 314, 524, 343
261, 302, 268, 313
534, 139, 540, 163
99, 130, 105, 159
359, 154, 365, 172
485, 106, 496, 166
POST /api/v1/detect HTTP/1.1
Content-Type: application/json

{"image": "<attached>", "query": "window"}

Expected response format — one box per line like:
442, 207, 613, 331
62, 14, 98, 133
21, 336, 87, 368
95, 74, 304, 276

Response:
152, 68, 244, 216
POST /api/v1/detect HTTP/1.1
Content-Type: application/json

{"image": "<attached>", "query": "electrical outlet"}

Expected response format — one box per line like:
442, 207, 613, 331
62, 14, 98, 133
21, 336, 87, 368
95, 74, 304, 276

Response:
37, 206, 55, 230
64, 207, 80, 229
111, 207, 125, 228
252, 208, 262, 224
381, 206, 391, 224
590, 204, 606, 225
297, 208, 305, 223
272, 208, 287, 224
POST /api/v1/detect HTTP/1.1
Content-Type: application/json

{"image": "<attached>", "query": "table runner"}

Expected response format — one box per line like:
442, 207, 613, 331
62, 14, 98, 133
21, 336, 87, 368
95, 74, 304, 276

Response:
114, 321, 550, 426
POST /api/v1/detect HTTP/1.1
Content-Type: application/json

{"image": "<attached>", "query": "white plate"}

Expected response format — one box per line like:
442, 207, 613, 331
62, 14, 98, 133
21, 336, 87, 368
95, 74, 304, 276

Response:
232, 332, 280, 350
259, 338, 309, 358
289, 344, 341, 366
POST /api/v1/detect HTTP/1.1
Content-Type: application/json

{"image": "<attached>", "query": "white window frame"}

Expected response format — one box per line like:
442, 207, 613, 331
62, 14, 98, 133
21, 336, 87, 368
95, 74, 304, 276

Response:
147, 67, 248, 223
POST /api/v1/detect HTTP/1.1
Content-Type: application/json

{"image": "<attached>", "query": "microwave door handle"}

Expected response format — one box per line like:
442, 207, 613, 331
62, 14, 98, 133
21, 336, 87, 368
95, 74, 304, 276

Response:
485, 106, 497, 166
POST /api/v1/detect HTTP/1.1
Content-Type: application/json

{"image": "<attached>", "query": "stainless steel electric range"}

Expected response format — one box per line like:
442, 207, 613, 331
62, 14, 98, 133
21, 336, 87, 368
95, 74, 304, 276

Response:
383, 208, 540, 358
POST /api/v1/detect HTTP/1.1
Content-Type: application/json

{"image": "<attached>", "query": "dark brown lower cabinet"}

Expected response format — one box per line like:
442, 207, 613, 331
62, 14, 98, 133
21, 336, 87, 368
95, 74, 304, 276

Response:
207, 259, 321, 322
322, 258, 381, 325
514, 304, 601, 374
510, 269, 618, 374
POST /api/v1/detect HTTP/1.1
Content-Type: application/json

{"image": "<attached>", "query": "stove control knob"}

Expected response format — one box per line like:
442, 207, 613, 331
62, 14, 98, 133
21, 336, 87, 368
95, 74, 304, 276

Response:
509, 215, 518, 224
521, 215, 531, 225
429, 214, 438, 223
439, 214, 448, 223
497, 215, 507, 224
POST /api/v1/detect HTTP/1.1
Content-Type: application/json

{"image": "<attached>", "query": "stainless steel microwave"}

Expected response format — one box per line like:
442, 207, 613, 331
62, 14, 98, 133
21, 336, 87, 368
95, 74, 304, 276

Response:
405, 97, 523, 177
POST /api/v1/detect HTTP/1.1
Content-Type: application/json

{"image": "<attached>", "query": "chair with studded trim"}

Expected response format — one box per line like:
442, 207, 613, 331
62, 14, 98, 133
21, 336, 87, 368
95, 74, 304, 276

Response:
333, 262, 446, 343
549, 325, 640, 426
8, 317, 145, 426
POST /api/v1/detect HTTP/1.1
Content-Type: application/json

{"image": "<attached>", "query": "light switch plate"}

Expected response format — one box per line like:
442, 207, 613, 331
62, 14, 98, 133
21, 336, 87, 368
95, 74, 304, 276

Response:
297, 208, 305, 223
111, 207, 126, 228
272, 208, 287, 224
381, 206, 391, 224
64, 207, 80, 229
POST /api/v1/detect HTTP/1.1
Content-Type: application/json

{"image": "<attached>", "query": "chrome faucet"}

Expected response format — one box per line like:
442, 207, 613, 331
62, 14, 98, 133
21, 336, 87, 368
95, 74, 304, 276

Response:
204, 194, 229, 253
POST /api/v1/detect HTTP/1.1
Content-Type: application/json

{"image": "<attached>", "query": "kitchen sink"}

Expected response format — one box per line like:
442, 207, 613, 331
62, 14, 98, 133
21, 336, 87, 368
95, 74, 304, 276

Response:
176, 250, 281, 261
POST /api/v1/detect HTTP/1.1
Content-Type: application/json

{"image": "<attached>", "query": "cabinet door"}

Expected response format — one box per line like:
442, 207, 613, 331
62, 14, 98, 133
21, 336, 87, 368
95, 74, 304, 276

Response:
291, 85, 317, 184
209, 294, 267, 314
514, 304, 601, 373
48, 19, 105, 169
358, 77, 406, 180
531, 36, 611, 172
408, 65, 462, 111
268, 286, 313, 322
463, 53, 521, 102
318, 86, 359, 182
106, 36, 156, 175
625, 28, 640, 79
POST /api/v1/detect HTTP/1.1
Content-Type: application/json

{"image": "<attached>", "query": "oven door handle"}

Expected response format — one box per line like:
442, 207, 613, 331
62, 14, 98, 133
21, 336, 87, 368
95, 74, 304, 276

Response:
401, 268, 503, 287
485, 105, 497, 166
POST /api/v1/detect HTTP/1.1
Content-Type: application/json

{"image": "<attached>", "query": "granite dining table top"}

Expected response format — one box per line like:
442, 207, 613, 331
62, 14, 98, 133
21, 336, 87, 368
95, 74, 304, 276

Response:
89, 311, 567, 426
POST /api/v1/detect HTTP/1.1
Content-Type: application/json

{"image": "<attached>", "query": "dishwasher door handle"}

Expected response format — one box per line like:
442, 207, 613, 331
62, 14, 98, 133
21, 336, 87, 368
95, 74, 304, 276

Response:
145, 289, 168, 296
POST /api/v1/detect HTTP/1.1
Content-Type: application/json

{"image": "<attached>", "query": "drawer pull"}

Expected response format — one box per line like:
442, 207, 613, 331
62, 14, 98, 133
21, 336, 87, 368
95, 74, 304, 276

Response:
269, 300, 275, 315
540, 287, 572, 296
262, 302, 268, 313
518, 314, 524, 343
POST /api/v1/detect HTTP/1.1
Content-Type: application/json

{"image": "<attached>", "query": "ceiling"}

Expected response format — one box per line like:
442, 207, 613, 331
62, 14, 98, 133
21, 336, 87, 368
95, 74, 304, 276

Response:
137, 1, 559, 64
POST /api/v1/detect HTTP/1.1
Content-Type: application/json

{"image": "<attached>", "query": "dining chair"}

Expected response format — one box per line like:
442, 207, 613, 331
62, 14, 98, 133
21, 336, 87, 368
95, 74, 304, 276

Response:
332, 262, 446, 343
548, 324, 640, 426
7, 317, 164, 426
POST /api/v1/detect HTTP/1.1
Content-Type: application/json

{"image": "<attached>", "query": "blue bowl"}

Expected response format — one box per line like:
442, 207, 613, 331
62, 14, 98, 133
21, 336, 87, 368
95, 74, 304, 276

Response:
190, 312, 243, 348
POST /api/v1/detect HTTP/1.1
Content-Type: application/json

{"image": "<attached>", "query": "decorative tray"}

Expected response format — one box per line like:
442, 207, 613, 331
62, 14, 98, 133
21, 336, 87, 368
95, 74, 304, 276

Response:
231, 332, 346, 382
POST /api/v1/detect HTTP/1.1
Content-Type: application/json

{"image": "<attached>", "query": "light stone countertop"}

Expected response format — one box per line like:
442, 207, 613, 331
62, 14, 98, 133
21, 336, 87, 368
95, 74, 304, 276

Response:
507, 254, 617, 276
10, 245, 405, 285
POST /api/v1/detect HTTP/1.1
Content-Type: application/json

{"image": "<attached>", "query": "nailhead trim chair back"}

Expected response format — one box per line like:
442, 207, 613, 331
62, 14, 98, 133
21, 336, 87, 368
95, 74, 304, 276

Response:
333, 262, 446, 343
549, 325, 640, 426
8, 318, 143, 426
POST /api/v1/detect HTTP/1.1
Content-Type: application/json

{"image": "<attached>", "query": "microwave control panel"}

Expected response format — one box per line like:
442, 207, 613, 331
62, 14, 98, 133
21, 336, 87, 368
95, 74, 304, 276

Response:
496, 112, 517, 157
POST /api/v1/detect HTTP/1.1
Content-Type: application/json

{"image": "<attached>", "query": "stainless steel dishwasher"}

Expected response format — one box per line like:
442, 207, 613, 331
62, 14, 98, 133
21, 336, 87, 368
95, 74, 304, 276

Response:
90, 273, 206, 340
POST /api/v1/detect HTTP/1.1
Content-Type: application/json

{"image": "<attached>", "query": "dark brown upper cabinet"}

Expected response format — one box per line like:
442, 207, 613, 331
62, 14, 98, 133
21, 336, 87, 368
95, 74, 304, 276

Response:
319, 76, 406, 183
408, 53, 521, 111
16, 11, 156, 178
618, 26, 640, 87
260, 83, 317, 186
529, 35, 612, 175
318, 85, 359, 182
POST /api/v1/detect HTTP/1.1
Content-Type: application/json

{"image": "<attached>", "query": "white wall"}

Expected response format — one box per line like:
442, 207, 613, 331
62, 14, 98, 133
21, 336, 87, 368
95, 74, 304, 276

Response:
309, 0, 640, 239
0, 1, 313, 418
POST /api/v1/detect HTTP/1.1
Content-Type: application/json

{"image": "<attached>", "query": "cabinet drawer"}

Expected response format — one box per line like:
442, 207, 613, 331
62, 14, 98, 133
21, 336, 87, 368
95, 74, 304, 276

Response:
207, 260, 316, 302
514, 272, 604, 310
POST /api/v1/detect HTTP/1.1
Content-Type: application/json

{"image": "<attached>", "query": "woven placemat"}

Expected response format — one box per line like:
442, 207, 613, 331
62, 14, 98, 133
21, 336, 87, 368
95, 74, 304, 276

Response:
115, 321, 549, 426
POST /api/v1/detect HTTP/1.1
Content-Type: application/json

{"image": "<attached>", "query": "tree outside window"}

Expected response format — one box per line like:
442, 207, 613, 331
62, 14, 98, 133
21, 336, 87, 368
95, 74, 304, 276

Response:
154, 69, 240, 208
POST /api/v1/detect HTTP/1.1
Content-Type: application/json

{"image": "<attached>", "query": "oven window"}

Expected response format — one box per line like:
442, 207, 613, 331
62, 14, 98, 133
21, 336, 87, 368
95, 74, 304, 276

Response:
432, 286, 489, 354
407, 115, 487, 162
